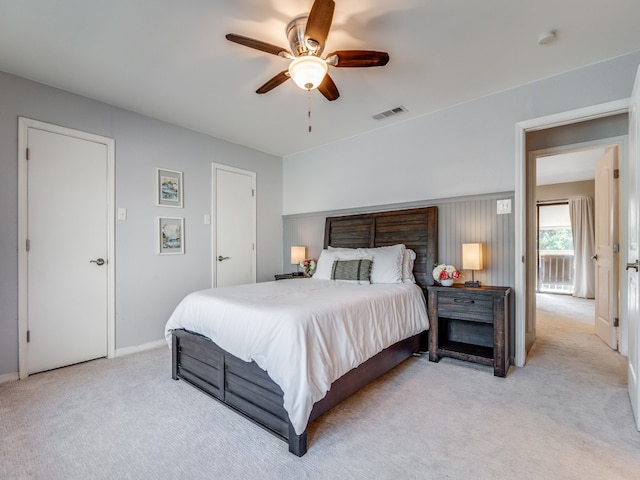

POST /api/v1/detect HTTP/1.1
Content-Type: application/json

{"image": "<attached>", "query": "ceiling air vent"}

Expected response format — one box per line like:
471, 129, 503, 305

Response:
372, 106, 407, 120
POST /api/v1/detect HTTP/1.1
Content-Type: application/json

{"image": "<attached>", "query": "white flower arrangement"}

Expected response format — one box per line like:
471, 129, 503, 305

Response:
432, 263, 461, 282
300, 258, 316, 277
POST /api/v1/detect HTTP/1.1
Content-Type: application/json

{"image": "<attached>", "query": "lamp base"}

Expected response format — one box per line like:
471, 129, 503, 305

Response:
464, 270, 480, 287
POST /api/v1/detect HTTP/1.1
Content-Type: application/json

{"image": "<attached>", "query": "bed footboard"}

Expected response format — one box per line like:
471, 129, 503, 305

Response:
172, 329, 425, 456
172, 330, 304, 452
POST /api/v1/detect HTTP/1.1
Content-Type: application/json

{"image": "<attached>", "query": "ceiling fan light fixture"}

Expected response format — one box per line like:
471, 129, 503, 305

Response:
288, 55, 328, 90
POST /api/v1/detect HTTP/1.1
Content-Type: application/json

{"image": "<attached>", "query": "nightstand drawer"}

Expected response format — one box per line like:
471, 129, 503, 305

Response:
437, 292, 493, 323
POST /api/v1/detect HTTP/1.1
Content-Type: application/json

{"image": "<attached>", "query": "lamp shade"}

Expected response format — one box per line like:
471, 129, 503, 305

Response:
290, 246, 306, 265
288, 55, 328, 90
462, 243, 483, 270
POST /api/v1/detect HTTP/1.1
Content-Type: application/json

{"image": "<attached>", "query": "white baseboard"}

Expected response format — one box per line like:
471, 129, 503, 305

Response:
0, 372, 19, 384
115, 339, 166, 357
0, 342, 166, 381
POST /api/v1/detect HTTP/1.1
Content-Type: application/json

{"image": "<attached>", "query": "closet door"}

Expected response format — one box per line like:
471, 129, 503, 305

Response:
212, 163, 256, 287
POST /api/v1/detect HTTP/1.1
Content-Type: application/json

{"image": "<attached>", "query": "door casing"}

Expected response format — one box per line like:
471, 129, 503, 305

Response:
211, 163, 256, 287
515, 99, 630, 367
17, 117, 115, 379
626, 65, 640, 430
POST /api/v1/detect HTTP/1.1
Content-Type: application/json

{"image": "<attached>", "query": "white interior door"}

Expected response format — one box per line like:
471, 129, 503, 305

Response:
26, 126, 110, 374
627, 66, 640, 430
594, 147, 619, 349
213, 164, 256, 287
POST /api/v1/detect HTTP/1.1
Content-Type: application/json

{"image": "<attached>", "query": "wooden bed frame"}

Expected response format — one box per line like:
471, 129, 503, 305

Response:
171, 206, 438, 456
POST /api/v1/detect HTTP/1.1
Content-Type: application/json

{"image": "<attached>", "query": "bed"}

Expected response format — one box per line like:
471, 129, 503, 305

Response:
167, 206, 438, 456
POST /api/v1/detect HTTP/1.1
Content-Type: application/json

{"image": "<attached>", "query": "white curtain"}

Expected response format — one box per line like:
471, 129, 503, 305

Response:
568, 196, 595, 298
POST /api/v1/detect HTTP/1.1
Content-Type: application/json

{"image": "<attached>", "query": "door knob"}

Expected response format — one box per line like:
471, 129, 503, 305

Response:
626, 259, 639, 272
591, 254, 598, 260
217, 256, 230, 262
90, 258, 106, 266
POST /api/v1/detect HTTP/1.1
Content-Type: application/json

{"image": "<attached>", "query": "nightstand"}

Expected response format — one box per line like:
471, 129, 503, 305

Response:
274, 272, 306, 280
427, 284, 511, 377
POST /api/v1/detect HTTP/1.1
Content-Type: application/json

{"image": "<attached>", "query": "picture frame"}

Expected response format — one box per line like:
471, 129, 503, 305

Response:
158, 217, 184, 255
156, 168, 183, 208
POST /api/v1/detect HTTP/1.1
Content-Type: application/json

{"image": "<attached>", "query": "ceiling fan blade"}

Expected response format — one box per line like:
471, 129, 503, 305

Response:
256, 70, 290, 94
318, 74, 339, 101
226, 33, 291, 57
326, 50, 390, 67
305, 0, 335, 51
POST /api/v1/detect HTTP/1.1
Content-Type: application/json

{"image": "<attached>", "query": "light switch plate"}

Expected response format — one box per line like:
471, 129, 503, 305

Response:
497, 199, 511, 215
117, 207, 127, 220
204, 214, 211, 225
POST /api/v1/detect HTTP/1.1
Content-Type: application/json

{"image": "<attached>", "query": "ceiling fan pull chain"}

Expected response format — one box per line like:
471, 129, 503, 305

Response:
308, 90, 312, 133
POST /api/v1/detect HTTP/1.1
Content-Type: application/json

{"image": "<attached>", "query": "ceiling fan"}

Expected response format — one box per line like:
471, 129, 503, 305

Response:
226, 0, 389, 101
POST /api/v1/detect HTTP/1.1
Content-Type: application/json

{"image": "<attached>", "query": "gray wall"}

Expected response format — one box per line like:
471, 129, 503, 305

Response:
3, 51, 639, 377
281, 51, 640, 361
282, 51, 640, 216
0, 71, 283, 376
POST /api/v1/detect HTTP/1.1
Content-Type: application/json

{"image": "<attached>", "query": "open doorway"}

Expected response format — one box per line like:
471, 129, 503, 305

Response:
515, 95, 640, 431
534, 147, 600, 352
515, 107, 629, 366
531, 142, 621, 356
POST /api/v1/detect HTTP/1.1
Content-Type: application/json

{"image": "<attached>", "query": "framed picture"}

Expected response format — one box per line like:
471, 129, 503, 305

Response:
158, 217, 184, 255
156, 168, 183, 208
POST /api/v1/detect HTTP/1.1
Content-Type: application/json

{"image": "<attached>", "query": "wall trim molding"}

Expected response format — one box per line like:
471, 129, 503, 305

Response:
0, 372, 19, 384
115, 339, 166, 358
0, 341, 166, 380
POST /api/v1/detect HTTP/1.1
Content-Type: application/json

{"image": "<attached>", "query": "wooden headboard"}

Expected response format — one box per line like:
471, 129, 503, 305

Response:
323, 207, 438, 291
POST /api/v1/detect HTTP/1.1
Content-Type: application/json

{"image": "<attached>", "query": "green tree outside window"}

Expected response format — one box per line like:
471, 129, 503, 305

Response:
539, 228, 573, 251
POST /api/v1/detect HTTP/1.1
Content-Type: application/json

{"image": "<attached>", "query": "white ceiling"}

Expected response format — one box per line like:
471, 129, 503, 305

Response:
1, 1, 639, 157
537, 148, 606, 185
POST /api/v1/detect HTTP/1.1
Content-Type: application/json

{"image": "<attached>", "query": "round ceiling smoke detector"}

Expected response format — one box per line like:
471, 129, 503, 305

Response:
538, 30, 557, 45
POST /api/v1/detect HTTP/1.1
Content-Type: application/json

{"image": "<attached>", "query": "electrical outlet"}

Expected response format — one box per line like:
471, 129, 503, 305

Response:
497, 199, 511, 215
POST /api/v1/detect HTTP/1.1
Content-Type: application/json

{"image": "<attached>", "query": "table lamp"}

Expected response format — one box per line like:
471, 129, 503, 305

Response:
462, 243, 483, 287
290, 246, 306, 275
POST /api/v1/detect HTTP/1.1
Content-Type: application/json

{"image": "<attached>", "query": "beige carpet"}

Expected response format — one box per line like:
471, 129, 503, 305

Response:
536, 292, 595, 326
1, 296, 638, 479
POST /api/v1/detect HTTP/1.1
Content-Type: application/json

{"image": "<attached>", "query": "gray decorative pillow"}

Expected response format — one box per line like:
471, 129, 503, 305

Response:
331, 259, 372, 283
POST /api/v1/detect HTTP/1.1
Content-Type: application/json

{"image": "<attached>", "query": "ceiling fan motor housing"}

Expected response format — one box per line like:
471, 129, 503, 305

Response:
287, 15, 323, 57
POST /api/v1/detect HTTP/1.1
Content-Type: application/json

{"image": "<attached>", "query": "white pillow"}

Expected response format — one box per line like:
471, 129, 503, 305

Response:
323, 244, 406, 283
403, 248, 417, 284
313, 249, 366, 280
358, 244, 406, 284
312, 249, 335, 280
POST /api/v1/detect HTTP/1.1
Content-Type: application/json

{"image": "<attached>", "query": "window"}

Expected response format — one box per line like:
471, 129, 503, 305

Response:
537, 203, 574, 293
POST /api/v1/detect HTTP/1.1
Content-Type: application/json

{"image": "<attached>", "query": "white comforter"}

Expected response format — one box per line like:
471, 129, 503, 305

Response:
164, 278, 429, 435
